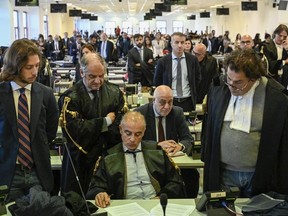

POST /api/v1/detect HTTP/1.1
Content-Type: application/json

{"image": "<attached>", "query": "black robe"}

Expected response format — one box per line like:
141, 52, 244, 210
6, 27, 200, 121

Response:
201, 76, 288, 196
58, 80, 124, 195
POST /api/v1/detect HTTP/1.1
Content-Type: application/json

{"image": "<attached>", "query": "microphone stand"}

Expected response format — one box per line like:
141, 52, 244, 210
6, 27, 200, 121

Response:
54, 137, 91, 215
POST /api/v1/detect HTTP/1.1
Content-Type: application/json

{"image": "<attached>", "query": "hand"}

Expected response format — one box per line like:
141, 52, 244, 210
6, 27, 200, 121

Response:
95, 192, 111, 208
135, 63, 141, 67
158, 140, 181, 154
107, 112, 116, 122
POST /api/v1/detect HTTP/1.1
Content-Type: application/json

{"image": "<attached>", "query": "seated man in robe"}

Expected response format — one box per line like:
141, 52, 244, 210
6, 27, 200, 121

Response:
86, 111, 185, 207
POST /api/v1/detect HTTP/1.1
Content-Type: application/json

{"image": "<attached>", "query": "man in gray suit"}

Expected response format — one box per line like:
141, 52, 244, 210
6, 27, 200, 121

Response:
135, 85, 199, 198
0, 39, 59, 203
154, 32, 201, 111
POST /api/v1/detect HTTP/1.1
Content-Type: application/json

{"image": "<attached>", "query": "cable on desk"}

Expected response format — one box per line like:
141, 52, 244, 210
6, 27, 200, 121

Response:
221, 201, 243, 216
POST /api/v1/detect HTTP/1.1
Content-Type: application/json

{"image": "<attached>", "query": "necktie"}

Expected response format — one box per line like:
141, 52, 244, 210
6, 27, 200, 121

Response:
17, 88, 33, 169
138, 48, 143, 62
176, 58, 183, 97
125, 149, 142, 162
101, 41, 106, 58
158, 116, 165, 142
91, 90, 99, 116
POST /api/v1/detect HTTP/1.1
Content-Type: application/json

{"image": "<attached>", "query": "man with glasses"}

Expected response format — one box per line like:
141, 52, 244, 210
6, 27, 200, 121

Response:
202, 49, 288, 198
154, 32, 201, 112
135, 85, 199, 198
192, 43, 219, 104
58, 52, 124, 195
263, 24, 288, 87
240, 35, 254, 49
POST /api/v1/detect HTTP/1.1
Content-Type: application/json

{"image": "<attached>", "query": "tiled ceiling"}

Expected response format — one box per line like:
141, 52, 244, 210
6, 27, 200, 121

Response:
38, 0, 245, 16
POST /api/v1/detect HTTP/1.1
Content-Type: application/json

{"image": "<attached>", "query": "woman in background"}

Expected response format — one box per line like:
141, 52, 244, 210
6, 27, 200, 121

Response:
234, 33, 241, 50
184, 38, 193, 54
75, 44, 95, 83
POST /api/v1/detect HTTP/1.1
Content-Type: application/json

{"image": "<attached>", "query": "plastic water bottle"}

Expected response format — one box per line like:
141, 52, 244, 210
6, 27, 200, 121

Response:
137, 82, 143, 106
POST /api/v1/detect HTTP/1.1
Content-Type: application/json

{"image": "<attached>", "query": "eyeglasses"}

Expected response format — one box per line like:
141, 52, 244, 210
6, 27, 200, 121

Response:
192, 50, 204, 56
223, 75, 250, 91
240, 40, 251, 45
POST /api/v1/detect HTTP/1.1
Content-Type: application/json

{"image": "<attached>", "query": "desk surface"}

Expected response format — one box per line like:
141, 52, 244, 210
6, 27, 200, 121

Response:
5, 199, 246, 216
92, 199, 245, 216
50, 154, 204, 170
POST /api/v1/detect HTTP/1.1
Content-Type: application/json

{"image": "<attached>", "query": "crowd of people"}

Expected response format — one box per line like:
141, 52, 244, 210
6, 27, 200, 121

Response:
0, 23, 288, 213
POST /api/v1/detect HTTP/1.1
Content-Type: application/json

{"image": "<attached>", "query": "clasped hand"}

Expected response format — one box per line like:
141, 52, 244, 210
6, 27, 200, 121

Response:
95, 192, 111, 208
158, 140, 182, 155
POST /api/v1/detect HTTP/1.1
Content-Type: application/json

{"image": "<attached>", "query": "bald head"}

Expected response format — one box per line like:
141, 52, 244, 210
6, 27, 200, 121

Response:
153, 85, 173, 117
240, 35, 254, 49
193, 43, 206, 62
153, 85, 173, 98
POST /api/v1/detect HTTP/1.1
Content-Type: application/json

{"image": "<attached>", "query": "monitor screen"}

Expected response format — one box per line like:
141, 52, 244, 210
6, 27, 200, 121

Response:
50, 4, 67, 13
90, 16, 98, 21
150, 9, 162, 16
69, 9, 82, 17
154, 3, 171, 12
216, 8, 230, 15
81, 13, 91, 19
278, 0, 288, 10
15, 0, 39, 6
200, 12, 210, 18
241, 1, 258, 11
187, 15, 196, 20
164, 0, 187, 5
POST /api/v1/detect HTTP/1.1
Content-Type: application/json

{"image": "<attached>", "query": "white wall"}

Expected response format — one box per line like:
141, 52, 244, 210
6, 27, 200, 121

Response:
1, 0, 288, 46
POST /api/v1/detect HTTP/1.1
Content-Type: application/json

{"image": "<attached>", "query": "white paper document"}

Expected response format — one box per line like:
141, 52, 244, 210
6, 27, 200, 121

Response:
150, 203, 194, 216
105, 202, 150, 216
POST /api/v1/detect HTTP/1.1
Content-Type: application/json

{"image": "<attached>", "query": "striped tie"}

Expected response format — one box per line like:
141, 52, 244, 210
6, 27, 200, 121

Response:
17, 88, 33, 169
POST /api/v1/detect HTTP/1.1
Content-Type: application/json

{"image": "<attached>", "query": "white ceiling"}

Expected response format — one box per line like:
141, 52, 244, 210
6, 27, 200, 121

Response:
38, 0, 247, 16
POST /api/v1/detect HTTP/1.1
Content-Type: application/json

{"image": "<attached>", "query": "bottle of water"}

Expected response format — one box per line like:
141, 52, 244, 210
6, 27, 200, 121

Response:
137, 82, 142, 106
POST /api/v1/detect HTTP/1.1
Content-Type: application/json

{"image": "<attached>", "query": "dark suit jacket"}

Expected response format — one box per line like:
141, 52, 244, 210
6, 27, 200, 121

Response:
0, 81, 59, 193
263, 40, 288, 80
154, 52, 201, 109
98, 40, 114, 63
135, 103, 193, 154
50, 41, 64, 60
127, 46, 154, 86
197, 54, 219, 103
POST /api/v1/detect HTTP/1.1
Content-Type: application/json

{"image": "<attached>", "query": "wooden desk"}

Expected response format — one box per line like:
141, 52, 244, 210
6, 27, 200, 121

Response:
172, 154, 204, 168
107, 74, 125, 80
50, 153, 203, 170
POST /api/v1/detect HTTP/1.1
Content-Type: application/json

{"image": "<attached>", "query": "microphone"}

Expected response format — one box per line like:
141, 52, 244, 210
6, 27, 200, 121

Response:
160, 193, 168, 216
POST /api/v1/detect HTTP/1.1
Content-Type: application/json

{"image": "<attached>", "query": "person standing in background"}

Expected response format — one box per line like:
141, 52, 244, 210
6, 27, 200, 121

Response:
154, 32, 201, 112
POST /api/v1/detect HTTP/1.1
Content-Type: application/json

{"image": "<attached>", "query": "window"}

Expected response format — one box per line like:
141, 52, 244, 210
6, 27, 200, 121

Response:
122, 21, 133, 35
104, 22, 116, 36
43, 15, 48, 39
23, 12, 28, 38
139, 21, 149, 35
173, 21, 184, 33
14, 10, 19, 40
156, 21, 166, 34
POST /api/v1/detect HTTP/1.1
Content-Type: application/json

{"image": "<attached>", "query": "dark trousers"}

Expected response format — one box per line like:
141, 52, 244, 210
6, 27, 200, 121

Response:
181, 168, 200, 198
6, 165, 40, 203
173, 97, 195, 112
